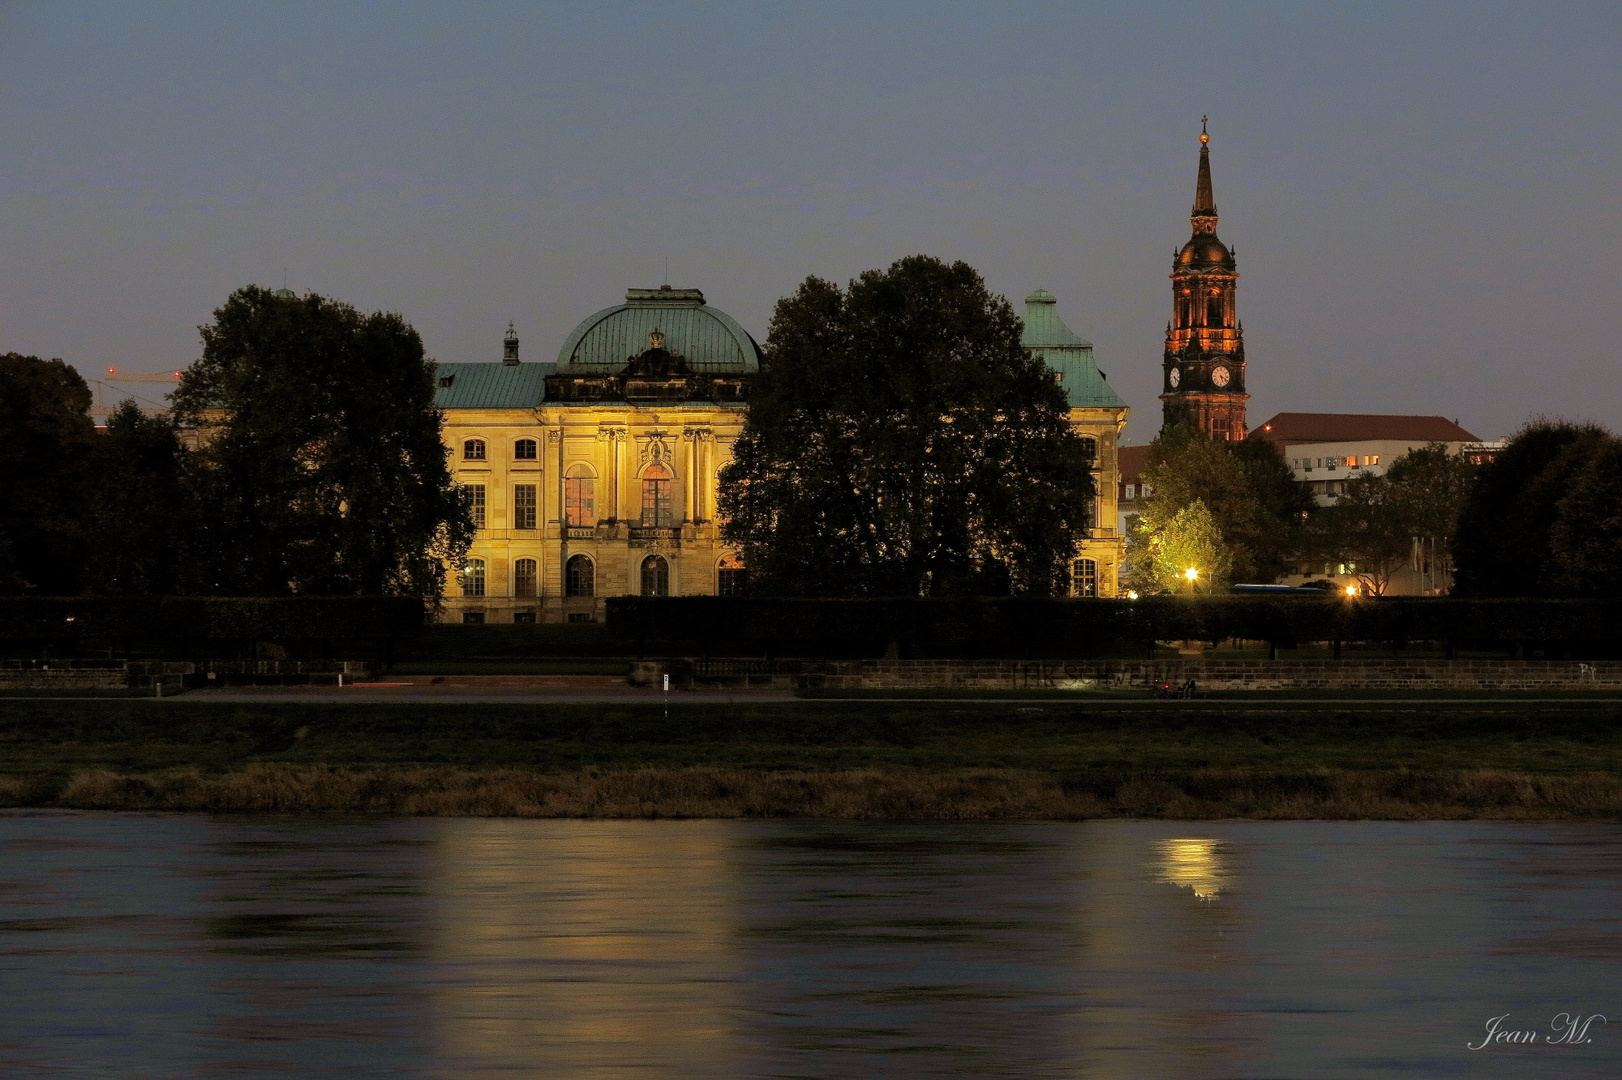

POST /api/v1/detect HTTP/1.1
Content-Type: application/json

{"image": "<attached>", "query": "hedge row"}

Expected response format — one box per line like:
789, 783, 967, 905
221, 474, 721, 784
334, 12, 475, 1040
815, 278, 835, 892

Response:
605, 596, 1622, 645
0, 597, 425, 641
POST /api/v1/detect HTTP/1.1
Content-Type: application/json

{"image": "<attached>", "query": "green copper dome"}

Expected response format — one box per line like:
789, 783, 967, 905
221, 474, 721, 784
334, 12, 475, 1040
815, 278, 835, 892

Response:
556, 286, 762, 373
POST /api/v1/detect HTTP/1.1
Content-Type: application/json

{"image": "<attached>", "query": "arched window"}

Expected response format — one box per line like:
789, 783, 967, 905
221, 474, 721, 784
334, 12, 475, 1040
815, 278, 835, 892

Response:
460, 558, 486, 598
717, 553, 747, 597
565, 554, 594, 597
513, 438, 538, 460
513, 558, 537, 598
565, 464, 596, 527
641, 463, 673, 527
463, 439, 486, 461
1071, 558, 1098, 598
640, 554, 669, 597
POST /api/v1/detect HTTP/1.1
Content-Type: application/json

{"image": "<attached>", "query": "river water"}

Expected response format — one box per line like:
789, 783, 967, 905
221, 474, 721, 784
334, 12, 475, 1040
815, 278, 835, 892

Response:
0, 813, 1615, 1078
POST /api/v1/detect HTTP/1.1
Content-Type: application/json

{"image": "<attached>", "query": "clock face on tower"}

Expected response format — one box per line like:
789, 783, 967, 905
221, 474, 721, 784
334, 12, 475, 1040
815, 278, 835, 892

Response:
1211, 366, 1231, 388
1168, 367, 1181, 389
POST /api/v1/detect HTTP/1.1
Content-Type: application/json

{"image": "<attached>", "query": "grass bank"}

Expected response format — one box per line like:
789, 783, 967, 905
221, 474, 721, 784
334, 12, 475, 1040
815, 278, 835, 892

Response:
3, 698, 1620, 818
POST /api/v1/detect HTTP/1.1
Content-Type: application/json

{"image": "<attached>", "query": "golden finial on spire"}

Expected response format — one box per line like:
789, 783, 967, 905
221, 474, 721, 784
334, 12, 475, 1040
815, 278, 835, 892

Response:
1200, 115, 1209, 145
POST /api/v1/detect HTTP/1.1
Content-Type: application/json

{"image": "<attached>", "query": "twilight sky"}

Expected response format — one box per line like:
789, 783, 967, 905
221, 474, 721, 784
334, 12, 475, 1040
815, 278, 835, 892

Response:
1, 1, 1617, 441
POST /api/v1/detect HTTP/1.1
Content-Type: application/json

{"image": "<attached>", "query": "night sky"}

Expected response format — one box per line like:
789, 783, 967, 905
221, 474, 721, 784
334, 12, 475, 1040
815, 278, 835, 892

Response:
1, 1, 1617, 442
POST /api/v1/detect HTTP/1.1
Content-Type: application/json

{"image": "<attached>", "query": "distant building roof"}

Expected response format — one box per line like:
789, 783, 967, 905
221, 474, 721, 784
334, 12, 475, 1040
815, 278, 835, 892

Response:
433, 361, 553, 409
1020, 290, 1125, 409
1119, 443, 1150, 482
556, 287, 762, 373
1249, 412, 1479, 447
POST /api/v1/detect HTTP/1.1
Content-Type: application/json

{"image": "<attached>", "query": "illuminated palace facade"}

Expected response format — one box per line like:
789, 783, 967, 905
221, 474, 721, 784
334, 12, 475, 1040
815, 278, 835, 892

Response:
1161, 121, 1249, 440
435, 286, 1129, 624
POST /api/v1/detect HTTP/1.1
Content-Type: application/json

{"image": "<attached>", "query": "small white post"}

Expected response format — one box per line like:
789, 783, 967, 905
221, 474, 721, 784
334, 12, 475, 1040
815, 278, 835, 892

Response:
338, 671, 344, 688
155, 679, 162, 699
662, 671, 669, 719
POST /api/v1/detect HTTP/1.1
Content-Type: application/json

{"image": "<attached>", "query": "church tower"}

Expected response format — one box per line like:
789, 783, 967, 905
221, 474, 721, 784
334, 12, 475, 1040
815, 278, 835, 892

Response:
1161, 119, 1248, 439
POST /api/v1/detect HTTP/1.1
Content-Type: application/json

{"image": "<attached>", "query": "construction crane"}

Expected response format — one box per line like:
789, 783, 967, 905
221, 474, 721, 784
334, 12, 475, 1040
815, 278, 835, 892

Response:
92, 367, 182, 419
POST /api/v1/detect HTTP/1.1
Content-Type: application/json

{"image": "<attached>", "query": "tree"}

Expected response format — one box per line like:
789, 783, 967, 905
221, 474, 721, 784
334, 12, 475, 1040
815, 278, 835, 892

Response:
82, 402, 190, 594
170, 286, 473, 598
1548, 440, 1622, 597
1126, 424, 1310, 589
1130, 498, 1230, 594
1382, 442, 1475, 592
718, 256, 1095, 597
0, 353, 95, 593
1454, 420, 1614, 596
1302, 472, 1413, 595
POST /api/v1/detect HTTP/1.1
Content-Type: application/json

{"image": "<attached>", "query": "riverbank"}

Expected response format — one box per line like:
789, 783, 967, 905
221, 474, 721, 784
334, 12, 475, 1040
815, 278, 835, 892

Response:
7, 764, 1622, 819
4, 698, 1621, 819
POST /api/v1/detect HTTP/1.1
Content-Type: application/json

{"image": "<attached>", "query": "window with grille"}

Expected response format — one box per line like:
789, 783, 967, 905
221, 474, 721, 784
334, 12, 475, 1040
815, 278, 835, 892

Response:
513, 558, 537, 598
463, 439, 486, 460
460, 558, 485, 597
565, 554, 594, 597
641, 464, 673, 527
717, 553, 747, 597
513, 438, 538, 460
465, 485, 485, 529
1072, 558, 1098, 598
513, 485, 537, 530
640, 554, 669, 596
565, 466, 596, 527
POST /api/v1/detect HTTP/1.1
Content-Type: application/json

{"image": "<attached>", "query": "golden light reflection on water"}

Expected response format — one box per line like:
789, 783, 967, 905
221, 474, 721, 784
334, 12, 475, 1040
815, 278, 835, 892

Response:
1156, 837, 1232, 899
425, 820, 738, 1078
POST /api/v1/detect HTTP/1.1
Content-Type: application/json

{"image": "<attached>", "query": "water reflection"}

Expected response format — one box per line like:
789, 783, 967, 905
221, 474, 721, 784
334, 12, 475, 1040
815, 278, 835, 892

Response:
425, 820, 739, 1077
0, 814, 1618, 1079
1155, 836, 1232, 899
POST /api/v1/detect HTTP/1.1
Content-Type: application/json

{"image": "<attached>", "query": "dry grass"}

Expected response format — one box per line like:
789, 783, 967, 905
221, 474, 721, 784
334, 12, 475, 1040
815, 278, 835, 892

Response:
1, 766, 1618, 820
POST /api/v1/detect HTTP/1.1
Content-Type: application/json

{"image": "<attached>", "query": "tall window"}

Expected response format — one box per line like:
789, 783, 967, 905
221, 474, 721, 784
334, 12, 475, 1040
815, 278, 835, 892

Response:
513, 484, 537, 530
641, 463, 673, 527
565, 465, 596, 527
513, 438, 538, 460
640, 554, 669, 596
513, 558, 537, 598
463, 439, 486, 461
565, 554, 594, 597
717, 553, 747, 597
460, 558, 485, 597
465, 484, 486, 529
1072, 558, 1098, 598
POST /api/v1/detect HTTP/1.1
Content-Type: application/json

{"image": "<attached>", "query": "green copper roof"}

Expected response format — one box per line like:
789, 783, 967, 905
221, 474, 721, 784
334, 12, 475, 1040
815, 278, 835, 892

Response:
557, 287, 762, 373
433, 361, 553, 409
1020, 290, 1126, 409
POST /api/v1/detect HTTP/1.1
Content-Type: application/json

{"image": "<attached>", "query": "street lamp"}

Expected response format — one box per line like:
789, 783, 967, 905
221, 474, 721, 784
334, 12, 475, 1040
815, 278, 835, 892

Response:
1344, 585, 1358, 597
1184, 567, 1199, 595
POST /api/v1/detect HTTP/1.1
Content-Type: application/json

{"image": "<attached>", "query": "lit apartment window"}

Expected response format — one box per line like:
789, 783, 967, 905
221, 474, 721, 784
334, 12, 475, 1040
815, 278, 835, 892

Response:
1366, 455, 1380, 466
513, 484, 537, 530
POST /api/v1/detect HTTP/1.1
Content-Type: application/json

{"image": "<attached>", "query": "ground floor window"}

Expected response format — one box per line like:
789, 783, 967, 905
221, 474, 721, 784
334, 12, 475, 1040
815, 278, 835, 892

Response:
717, 553, 747, 596
641, 554, 669, 596
565, 554, 594, 597
513, 557, 537, 597
513, 611, 536, 624
461, 611, 485, 624
460, 558, 485, 597
1071, 558, 1098, 597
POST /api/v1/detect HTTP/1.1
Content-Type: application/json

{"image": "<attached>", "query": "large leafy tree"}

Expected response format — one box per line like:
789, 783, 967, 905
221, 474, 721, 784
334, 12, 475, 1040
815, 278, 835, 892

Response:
718, 255, 1095, 597
1126, 424, 1310, 591
1453, 420, 1613, 597
82, 402, 190, 594
171, 286, 473, 597
1547, 440, 1622, 597
0, 354, 95, 593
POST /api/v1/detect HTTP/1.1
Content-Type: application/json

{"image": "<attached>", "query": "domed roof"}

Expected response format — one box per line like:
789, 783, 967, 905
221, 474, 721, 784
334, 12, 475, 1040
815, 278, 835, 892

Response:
1177, 234, 1234, 269
556, 287, 762, 373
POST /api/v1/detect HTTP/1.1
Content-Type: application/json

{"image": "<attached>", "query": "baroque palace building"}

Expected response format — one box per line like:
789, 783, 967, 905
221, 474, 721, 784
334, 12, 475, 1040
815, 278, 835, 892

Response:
434, 285, 1128, 623
1161, 120, 1249, 440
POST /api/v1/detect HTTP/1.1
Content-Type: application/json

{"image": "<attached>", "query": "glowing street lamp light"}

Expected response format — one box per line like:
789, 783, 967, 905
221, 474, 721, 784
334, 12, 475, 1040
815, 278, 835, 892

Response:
1184, 568, 1199, 581
1344, 585, 1359, 597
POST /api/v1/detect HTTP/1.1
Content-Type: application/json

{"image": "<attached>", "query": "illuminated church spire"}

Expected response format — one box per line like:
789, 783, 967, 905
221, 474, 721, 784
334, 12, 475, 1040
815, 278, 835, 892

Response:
1160, 118, 1249, 440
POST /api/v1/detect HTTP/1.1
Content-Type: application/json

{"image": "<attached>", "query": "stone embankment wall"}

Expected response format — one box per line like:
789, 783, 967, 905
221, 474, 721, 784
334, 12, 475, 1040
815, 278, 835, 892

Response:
0, 660, 375, 690
633, 659, 1622, 692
